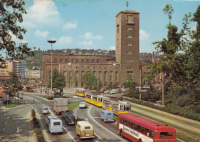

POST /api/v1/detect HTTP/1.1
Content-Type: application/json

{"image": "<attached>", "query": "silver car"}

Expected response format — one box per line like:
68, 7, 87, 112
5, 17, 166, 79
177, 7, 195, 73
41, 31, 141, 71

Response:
79, 102, 87, 108
41, 107, 50, 114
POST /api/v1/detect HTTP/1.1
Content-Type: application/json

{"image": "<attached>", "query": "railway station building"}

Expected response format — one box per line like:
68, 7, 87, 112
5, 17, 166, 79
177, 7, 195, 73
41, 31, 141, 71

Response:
42, 10, 140, 88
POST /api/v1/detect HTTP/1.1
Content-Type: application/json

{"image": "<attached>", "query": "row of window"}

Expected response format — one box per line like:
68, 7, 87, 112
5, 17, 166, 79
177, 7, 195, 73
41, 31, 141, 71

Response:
119, 118, 154, 138
64, 66, 118, 70
54, 58, 100, 63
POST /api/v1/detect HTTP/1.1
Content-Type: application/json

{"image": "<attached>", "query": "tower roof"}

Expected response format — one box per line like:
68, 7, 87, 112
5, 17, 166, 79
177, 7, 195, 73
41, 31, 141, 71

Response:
116, 10, 139, 17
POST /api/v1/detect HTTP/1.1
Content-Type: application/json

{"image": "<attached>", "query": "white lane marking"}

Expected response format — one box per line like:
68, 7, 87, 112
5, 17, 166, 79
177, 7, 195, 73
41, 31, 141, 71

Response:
63, 127, 76, 142
84, 119, 102, 140
3, 127, 5, 132
7, 117, 9, 119
5, 121, 7, 125
88, 106, 125, 141
0, 135, 2, 141
4, 110, 5, 112
29, 104, 33, 109
93, 117, 100, 118
16, 127, 22, 133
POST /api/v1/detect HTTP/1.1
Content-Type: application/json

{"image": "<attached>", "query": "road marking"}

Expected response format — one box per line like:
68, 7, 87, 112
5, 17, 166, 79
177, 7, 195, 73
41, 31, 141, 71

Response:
84, 119, 102, 140
93, 117, 100, 118
16, 127, 22, 133
88, 106, 125, 141
5, 121, 7, 125
4, 110, 5, 112
0, 135, 2, 141
3, 127, 5, 132
7, 117, 9, 119
63, 127, 76, 142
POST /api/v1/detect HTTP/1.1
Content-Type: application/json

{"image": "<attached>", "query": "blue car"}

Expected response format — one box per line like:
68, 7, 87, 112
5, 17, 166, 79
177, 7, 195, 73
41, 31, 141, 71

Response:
100, 110, 114, 122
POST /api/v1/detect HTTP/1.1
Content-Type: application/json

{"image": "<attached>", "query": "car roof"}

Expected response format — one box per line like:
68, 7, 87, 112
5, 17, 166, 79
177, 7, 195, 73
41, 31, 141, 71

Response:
77, 121, 93, 127
47, 116, 57, 119
42, 107, 48, 109
101, 110, 113, 113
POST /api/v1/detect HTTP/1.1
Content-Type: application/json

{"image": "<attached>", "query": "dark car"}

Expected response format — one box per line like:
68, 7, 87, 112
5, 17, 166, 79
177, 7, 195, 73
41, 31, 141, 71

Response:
62, 110, 76, 125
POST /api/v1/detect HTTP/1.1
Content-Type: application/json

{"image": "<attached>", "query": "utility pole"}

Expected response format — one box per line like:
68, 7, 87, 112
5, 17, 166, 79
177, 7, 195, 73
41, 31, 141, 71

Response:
33, 99, 34, 109
162, 73, 165, 106
139, 68, 142, 100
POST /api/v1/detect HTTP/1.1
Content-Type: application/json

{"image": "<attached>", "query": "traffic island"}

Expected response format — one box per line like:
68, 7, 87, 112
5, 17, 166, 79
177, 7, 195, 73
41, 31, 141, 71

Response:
31, 109, 45, 142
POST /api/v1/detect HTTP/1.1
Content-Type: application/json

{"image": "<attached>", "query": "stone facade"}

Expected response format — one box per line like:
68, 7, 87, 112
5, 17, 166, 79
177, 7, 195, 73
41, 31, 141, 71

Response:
42, 10, 140, 88
116, 10, 140, 85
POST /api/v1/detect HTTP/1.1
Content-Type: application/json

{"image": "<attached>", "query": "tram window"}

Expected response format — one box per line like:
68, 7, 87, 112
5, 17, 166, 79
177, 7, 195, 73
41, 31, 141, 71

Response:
127, 121, 131, 127
131, 122, 134, 128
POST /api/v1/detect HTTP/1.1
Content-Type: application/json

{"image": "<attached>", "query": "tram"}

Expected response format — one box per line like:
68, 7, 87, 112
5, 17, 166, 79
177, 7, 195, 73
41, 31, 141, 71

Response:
85, 91, 131, 115
75, 89, 86, 97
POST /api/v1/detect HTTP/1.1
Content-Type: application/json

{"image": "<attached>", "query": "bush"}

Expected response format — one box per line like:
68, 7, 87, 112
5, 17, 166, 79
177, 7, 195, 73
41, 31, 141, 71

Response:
176, 95, 192, 107
31, 109, 36, 118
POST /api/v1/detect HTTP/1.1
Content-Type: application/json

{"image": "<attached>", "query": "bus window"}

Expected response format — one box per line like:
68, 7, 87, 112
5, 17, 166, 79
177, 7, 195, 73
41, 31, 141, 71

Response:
137, 125, 141, 132
160, 132, 173, 139
127, 121, 131, 127
149, 131, 154, 138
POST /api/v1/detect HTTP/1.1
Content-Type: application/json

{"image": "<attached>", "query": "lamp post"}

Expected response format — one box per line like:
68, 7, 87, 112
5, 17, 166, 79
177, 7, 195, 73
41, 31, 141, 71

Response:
47, 40, 56, 99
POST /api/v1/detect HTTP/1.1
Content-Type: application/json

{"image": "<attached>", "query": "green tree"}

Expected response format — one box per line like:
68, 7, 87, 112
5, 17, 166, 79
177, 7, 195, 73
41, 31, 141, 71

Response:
123, 75, 139, 98
47, 69, 65, 96
82, 71, 102, 90
0, 0, 35, 67
3, 72, 23, 97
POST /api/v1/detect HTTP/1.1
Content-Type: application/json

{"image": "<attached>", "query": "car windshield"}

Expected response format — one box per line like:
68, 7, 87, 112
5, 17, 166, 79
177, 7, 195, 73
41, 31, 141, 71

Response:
80, 102, 85, 104
43, 108, 48, 110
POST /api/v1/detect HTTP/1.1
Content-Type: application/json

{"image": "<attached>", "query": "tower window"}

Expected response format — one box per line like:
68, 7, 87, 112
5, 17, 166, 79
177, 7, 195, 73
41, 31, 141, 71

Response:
127, 51, 133, 54
127, 36, 133, 38
127, 28, 133, 30
128, 44, 133, 46
127, 15, 134, 23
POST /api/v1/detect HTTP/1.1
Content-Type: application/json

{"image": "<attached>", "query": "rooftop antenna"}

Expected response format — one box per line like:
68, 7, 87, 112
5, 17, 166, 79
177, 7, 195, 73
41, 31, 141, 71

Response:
126, 1, 129, 10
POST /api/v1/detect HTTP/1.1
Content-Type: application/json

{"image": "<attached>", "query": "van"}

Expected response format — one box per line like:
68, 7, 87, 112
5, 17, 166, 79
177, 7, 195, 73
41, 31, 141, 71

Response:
76, 121, 94, 139
100, 110, 114, 122
45, 116, 63, 134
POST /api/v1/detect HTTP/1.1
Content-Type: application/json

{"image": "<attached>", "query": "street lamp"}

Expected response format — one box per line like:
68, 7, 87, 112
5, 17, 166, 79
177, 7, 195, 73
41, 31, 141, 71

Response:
47, 40, 56, 99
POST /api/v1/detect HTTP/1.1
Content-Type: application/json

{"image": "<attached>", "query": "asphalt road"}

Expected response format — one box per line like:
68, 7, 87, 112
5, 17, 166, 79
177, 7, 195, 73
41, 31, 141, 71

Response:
23, 92, 130, 142
0, 102, 34, 142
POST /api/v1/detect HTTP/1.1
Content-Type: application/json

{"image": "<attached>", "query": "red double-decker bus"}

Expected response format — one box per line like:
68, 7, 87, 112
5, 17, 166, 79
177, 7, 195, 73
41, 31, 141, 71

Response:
117, 113, 176, 142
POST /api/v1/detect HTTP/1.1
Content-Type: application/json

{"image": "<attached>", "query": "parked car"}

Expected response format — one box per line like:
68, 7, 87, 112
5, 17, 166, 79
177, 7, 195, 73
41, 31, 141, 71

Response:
45, 116, 63, 134
41, 107, 50, 114
100, 110, 114, 122
110, 89, 116, 94
116, 88, 122, 93
121, 88, 127, 92
79, 102, 87, 108
104, 90, 110, 94
76, 121, 94, 139
62, 109, 76, 125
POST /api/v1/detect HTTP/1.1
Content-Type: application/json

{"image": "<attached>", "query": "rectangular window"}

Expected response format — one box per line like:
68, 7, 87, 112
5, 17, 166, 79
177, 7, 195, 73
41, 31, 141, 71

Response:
99, 71, 101, 75
92, 59, 94, 63
127, 60, 133, 63
85, 127, 90, 130
87, 59, 89, 63
127, 15, 134, 23
76, 59, 78, 63
60, 59, 62, 63
127, 36, 133, 38
117, 25, 119, 34
104, 71, 107, 75
116, 71, 118, 76
76, 82, 78, 87
110, 71, 112, 75
54, 58, 57, 62
97, 59, 99, 63
127, 51, 133, 54
81, 59, 84, 63
53, 122, 60, 125
64, 71, 67, 76
65, 59, 68, 63
127, 28, 132, 30
64, 66, 66, 69
71, 59, 73, 63
128, 43, 133, 46
76, 66, 78, 69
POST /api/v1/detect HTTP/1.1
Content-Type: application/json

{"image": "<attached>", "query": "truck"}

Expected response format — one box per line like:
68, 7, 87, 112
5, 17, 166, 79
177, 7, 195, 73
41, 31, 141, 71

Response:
53, 98, 68, 114
0, 87, 5, 98
45, 115, 63, 134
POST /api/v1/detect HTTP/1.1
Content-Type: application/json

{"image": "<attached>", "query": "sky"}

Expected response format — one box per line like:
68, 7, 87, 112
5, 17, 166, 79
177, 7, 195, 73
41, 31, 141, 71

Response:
8, 0, 200, 54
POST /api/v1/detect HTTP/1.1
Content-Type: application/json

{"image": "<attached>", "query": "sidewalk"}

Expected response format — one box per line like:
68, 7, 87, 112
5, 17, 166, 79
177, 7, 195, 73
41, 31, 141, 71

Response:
131, 102, 200, 133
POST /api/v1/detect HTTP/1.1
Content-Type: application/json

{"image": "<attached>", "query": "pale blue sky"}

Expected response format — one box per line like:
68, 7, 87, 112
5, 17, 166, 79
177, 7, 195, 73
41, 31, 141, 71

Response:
12, 0, 200, 54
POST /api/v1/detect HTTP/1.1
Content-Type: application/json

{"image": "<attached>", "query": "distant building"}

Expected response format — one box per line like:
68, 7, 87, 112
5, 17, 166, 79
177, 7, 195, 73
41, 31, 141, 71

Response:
42, 10, 140, 88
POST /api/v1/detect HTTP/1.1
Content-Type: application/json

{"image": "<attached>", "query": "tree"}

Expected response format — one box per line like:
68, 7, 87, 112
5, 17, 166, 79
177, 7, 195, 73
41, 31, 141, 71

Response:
47, 69, 65, 96
82, 71, 102, 90
123, 75, 139, 98
3, 71, 23, 97
0, 0, 35, 67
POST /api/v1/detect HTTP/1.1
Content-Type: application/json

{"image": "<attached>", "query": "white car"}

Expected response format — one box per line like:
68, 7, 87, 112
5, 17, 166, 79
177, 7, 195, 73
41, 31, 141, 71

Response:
110, 89, 116, 94
41, 107, 50, 114
104, 90, 110, 94
79, 102, 87, 108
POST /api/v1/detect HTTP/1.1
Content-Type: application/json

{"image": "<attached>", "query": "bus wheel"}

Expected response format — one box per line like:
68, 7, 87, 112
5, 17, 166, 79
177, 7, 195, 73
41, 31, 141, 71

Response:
120, 130, 123, 138
138, 139, 142, 142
